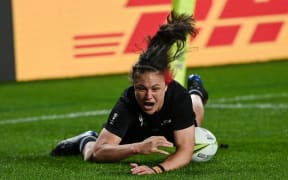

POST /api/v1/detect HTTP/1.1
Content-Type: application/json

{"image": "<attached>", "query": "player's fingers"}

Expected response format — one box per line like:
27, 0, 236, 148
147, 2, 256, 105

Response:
132, 166, 154, 175
131, 165, 146, 174
162, 141, 174, 147
130, 163, 138, 168
156, 139, 173, 147
155, 148, 170, 155
156, 136, 173, 147
131, 169, 143, 175
137, 170, 153, 175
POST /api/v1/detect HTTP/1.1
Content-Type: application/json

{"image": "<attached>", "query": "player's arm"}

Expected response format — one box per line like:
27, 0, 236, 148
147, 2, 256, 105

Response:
83, 128, 173, 162
84, 128, 134, 162
130, 125, 195, 175
159, 125, 195, 171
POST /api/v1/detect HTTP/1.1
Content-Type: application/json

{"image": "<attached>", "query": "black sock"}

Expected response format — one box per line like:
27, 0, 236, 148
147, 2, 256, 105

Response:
188, 89, 204, 99
79, 136, 97, 153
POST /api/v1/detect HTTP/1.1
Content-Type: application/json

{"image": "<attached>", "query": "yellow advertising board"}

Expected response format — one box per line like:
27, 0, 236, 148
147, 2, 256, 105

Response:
12, 0, 288, 81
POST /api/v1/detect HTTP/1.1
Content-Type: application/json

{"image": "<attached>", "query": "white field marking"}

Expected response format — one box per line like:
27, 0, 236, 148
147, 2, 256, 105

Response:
214, 93, 288, 103
0, 93, 287, 125
206, 103, 288, 109
0, 109, 110, 125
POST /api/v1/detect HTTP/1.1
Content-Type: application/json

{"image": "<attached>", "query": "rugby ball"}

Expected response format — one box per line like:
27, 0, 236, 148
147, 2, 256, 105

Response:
192, 127, 218, 162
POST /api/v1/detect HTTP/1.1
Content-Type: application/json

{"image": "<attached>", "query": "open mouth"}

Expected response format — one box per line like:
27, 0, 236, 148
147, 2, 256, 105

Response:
143, 102, 155, 111
144, 102, 154, 106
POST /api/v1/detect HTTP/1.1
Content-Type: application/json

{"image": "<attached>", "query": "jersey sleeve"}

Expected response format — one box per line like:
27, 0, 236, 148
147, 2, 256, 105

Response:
104, 89, 135, 138
172, 89, 196, 130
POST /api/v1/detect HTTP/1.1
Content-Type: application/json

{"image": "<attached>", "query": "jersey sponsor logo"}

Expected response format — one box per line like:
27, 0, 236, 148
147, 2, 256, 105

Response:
161, 119, 172, 126
109, 112, 119, 125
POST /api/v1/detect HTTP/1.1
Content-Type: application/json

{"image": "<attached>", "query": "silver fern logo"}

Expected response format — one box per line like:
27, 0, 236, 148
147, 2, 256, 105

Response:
138, 113, 144, 127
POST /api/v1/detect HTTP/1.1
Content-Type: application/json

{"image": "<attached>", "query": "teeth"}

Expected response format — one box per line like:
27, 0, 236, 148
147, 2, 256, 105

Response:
144, 102, 154, 106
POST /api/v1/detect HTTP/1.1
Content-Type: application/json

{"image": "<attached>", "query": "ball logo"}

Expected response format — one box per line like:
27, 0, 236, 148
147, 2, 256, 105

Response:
206, 134, 214, 140
196, 153, 214, 160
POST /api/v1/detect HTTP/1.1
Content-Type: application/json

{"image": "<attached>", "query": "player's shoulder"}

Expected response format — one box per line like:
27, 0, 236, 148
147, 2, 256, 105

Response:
118, 86, 138, 106
166, 80, 190, 101
167, 80, 188, 94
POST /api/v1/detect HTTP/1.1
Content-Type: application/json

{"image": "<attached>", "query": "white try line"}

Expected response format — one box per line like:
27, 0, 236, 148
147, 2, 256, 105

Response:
206, 103, 288, 109
214, 92, 288, 103
0, 110, 110, 125
1, 103, 287, 125
1, 93, 287, 125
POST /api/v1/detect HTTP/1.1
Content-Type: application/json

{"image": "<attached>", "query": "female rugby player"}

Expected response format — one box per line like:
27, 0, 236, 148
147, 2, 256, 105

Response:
51, 11, 208, 175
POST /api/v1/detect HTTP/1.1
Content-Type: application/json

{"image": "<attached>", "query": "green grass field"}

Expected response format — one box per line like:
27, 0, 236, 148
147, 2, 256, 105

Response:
1, 60, 287, 179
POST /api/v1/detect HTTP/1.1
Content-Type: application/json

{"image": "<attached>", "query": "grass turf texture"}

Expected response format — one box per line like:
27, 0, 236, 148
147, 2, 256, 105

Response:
0, 60, 287, 179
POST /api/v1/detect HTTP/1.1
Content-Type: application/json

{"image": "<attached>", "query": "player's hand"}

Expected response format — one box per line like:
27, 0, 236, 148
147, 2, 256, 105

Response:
130, 163, 155, 175
136, 136, 173, 155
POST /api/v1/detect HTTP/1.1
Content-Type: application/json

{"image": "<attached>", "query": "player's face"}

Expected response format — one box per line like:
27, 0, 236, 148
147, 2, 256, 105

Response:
134, 71, 168, 115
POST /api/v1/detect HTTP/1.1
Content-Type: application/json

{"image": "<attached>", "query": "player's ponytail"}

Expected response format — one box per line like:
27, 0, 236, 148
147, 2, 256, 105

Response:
131, 11, 197, 84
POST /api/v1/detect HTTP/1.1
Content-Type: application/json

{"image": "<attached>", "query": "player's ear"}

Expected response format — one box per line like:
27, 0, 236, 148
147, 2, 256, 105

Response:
164, 84, 168, 92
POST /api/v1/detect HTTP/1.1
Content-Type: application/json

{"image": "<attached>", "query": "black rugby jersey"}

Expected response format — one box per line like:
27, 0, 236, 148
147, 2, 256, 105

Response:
104, 80, 196, 144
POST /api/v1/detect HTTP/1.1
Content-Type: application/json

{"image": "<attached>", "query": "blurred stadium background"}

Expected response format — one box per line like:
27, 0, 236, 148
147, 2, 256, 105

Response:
0, 0, 287, 179
1, 0, 287, 81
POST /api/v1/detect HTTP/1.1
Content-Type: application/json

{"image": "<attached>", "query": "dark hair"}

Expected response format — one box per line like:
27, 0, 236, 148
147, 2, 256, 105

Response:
131, 11, 197, 84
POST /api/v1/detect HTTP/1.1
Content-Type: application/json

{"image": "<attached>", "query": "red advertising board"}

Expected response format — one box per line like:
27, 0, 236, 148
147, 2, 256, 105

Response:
12, 0, 288, 81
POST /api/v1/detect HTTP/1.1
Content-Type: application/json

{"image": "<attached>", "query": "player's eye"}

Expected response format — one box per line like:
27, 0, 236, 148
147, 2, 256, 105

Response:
152, 87, 160, 92
135, 86, 146, 91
